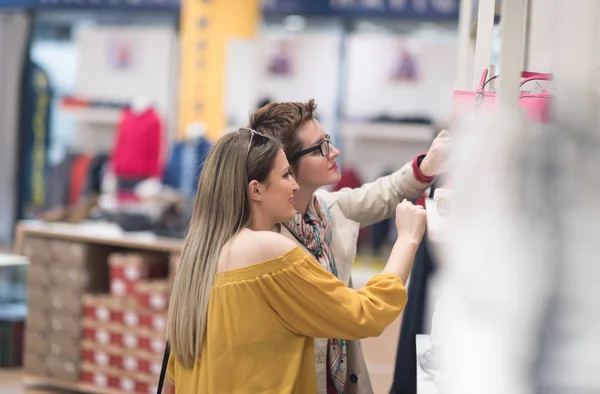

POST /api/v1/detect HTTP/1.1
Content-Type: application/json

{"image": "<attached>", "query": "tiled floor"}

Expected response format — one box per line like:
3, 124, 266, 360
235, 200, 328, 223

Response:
0, 314, 402, 394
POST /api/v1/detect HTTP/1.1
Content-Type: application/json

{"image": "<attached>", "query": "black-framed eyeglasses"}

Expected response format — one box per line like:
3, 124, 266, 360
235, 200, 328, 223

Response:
292, 134, 331, 161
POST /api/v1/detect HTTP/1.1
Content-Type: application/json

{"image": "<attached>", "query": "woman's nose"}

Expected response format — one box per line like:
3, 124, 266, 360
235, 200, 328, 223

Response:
329, 145, 340, 159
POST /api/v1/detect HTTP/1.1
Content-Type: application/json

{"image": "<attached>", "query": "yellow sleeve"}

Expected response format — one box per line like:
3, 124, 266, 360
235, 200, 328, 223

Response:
259, 250, 407, 340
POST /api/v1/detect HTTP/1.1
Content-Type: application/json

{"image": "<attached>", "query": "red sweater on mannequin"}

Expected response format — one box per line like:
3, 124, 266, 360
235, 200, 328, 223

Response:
112, 107, 163, 179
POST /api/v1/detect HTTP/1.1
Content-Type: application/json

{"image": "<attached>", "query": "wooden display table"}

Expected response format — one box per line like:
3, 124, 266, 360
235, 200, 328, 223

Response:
23, 374, 138, 394
16, 220, 182, 394
14, 221, 183, 256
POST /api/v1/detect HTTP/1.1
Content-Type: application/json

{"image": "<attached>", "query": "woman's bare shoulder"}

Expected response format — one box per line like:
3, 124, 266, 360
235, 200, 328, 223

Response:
219, 230, 301, 271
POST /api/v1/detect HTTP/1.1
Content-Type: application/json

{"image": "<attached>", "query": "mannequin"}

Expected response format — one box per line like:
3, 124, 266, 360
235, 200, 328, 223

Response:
186, 121, 205, 140
130, 95, 151, 115
111, 96, 163, 192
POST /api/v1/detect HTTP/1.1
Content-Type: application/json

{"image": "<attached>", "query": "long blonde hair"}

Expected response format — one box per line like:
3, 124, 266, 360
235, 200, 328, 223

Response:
167, 129, 281, 368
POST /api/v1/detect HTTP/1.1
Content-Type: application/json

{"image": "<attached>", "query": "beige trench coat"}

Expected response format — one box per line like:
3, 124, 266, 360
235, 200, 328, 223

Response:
276, 161, 432, 394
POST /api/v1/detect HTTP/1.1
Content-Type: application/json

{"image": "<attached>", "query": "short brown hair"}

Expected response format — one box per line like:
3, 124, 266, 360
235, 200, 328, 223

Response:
249, 99, 317, 165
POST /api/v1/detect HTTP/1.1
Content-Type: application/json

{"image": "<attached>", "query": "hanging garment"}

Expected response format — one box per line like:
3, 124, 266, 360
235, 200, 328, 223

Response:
332, 166, 363, 192
389, 231, 438, 394
111, 107, 163, 179
68, 155, 92, 206
17, 61, 53, 219
44, 154, 75, 211
162, 137, 212, 197
82, 154, 109, 197
115, 177, 146, 204
389, 183, 440, 394
371, 169, 394, 254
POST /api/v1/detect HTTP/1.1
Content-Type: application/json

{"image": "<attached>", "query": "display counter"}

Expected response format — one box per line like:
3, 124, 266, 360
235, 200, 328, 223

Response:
16, 220, 181, 394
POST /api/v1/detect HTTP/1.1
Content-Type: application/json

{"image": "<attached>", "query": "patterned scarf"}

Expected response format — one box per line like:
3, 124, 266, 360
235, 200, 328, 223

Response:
284, 195, 347, 393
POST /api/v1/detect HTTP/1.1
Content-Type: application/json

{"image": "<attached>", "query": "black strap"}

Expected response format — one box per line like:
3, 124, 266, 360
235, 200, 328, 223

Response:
157, 341, 170, 394
428, 178, 440, 199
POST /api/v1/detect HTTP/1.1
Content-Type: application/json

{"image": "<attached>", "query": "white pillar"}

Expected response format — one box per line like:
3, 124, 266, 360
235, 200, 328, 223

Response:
455, 0, 475, 90
526, 0, 555, 73
472, 0, 496, 88
552, 0, 600, 125
497, 0, 527, 111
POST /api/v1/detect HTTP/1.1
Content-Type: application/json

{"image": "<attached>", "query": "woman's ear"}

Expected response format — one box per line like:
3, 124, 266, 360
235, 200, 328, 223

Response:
248, 180, 262, 202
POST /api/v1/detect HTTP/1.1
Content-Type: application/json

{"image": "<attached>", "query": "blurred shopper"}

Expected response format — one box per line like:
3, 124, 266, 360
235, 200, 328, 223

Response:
249, 100, 449, 394
439, 107, 600, 394
166, 128, 427, 393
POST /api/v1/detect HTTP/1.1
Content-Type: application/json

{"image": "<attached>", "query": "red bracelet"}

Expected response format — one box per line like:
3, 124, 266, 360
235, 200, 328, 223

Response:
412, 154, 435, 183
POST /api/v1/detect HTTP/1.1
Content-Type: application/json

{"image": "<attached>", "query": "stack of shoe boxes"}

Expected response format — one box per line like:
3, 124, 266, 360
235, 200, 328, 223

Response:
23, 238, 110, 381
80, 252, 172, 393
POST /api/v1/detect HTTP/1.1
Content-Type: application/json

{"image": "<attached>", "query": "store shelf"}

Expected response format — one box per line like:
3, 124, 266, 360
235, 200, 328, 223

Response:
23, 375, 130, 394
416, 335, 438, 394
0, 253, 28, 267
14, 221, 183, 255
18, 222, 175, 394
425, 198, 448, 245
342, 121, 435, 143
62, 107, 122, 125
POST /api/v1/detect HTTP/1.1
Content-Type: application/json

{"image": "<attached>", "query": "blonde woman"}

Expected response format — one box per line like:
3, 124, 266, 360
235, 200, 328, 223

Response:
166, 128, 427, 393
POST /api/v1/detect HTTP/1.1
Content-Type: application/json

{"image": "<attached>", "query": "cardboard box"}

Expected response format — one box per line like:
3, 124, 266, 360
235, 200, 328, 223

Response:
83, 295, 124, 324
25, 329, 47, 354
82, 322, 113, 347
45, 355, 79, 381
134, 281, 170, 312
81, 363, 110, 388
28, 262, 51, 287
48, 311, 81, 338
138, 310, 167, 333
113, 328, 165, 354
26, 309, 81, 354
83, 300, 166, 333
80, 364, 136, 392
51, 240, 87, 266
49, 288, 83, 315
81, 363, 173, 394
108, 253, 169, 298
83, 295, 156, 331
81, 342, 162, 376
22, 237, 52, 263
48, 334, 81, 360
49, 265, 106, 292
111, 307, 141, 328
51, 243, 111, 292
81, 342, 112, 368
27, 306, 49, 332
24, 352, 45, 375
82, 321, 165, 355
28, 285, 51, 310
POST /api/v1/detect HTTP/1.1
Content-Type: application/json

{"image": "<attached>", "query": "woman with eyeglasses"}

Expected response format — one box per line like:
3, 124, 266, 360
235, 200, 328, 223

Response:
249, 100, 449, 394
166, 128, 427, 394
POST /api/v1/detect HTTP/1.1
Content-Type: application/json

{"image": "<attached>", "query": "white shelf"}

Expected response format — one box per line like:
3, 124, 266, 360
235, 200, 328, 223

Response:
63, 107, 122, 125
0, 253, 28, 267
342, 122, 435, 143
425, 198, 447, 245
416, 334, 438, 394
